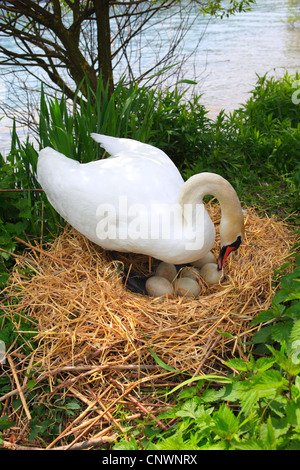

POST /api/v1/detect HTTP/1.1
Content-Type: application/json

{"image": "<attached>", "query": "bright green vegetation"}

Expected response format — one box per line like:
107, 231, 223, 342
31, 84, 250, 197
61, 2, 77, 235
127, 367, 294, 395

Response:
0, 73, 299, 449
115, 256, 300, 450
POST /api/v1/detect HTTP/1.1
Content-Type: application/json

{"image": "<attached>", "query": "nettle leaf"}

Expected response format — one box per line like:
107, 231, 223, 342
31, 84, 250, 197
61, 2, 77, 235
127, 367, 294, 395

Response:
200, 386, 227, 403
241, 369, 285, 396
251, 309, 276, 325
240, 389, 259, 416
233, 439, 265, 450
267, 344, 300, 376
268, 396, 287, 419
260, 416, 277, 450
255, 356, 276, 372
176, 398, 206, 420
271, 321, 293, 345
286, 398, 300, 430
285, 291, 300, 301
0, 416, 15, 430
290, 319, 300, 345
252, 325, 273, 344
223, 358, 250, 372
285, 301, 300, 320
213, 404, 240, 440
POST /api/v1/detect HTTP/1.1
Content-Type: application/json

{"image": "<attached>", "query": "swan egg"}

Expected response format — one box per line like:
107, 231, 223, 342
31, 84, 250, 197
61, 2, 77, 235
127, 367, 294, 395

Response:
145, 276, 173, 298
174, 278, 201, 298
191, 251, 216, 269
179, 266, 200, 280
199, 263, 223, 285
155, 262, 177, 282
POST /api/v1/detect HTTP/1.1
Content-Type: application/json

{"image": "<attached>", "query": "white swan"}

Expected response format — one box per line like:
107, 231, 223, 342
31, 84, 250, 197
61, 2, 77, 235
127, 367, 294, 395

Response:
37, 133, 245, 268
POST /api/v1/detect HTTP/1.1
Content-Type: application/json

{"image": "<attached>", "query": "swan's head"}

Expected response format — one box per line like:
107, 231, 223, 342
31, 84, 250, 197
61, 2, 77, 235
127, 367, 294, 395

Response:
217, 211, 245, 270
178, 172, 245, 271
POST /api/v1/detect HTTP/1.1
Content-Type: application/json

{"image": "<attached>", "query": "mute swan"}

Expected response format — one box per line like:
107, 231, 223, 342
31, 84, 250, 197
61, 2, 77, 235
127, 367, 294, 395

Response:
37, 133, 244, 268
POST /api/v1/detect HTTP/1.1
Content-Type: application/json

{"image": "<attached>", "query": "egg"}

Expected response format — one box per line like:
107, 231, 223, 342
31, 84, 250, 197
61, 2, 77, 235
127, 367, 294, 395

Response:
155, 262, 177, 282
174, 277, 201, 298
179, 266, 201, 280
199, 263, 223, 285
145, 276, 174, 297
191, 251, 216, 269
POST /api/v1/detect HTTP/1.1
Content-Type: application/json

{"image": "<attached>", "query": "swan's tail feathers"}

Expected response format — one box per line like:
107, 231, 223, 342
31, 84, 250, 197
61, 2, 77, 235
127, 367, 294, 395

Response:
39, 146, 58, 159
37, 147, 79, 184
38, 146, 69, 161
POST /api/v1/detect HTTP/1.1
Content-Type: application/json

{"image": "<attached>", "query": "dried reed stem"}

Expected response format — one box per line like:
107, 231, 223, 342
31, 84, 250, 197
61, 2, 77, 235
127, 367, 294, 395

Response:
7, 354, 31, 421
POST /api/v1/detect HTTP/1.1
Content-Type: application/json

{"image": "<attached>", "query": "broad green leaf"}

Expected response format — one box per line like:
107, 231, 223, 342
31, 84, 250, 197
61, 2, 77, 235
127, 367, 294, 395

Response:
255, 356, 276, 372
223, 358, 250, 371
213, 404, 240, 440
260, 416, 277, 450
271, 321, 293, 345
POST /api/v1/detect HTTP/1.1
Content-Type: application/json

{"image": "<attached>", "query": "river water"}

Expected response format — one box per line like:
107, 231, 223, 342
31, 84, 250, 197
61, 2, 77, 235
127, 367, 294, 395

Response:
0, 0, 299, 154
191, 0, 300, 116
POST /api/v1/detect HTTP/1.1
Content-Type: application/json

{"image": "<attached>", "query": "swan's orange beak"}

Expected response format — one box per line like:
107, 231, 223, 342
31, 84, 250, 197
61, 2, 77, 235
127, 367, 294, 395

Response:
217, 245, 236, 270
217, 235, 242, 271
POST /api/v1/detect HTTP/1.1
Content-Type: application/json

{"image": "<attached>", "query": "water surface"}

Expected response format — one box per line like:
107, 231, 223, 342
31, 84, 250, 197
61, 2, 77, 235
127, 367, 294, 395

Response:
0, 0, 299, 153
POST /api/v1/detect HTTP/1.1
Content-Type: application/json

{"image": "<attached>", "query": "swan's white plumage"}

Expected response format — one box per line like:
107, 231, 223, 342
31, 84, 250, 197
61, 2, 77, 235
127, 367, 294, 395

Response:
37, 133, 243, 264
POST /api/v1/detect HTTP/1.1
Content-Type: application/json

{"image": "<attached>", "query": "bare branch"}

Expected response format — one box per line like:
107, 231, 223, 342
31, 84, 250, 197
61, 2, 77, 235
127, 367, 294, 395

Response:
0, 0, 213, 129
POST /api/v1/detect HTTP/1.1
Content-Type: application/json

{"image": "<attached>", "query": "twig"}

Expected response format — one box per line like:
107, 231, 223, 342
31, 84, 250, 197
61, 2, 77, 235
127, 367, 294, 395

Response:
2, 435, 116, 450
64, 412, 143, 438
111, 379, 168, 430
0, 188, 44, 192
192, 334, 222, 379
63, 376, 153, 450
7, 354, 31, 421
0, 363, 162, 403
46, 394, 103, 449
46, 384, 115, 449
87, 385, 125, 433
39, 363, 160, 377
55, 435, 117, 450
127, 393, 168, 430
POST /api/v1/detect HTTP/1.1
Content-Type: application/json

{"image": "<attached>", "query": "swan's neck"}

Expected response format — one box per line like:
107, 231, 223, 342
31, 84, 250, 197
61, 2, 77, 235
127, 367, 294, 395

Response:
178, 172, 244, 245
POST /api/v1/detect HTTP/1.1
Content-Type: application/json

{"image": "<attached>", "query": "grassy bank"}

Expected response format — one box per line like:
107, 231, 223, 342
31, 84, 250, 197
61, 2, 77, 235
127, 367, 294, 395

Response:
0, 74, 299, 449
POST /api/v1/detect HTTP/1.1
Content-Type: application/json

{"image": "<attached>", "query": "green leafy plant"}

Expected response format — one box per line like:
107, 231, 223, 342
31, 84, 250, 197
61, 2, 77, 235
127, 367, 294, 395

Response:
251, 252, 300, 357
114, 254, 300, 450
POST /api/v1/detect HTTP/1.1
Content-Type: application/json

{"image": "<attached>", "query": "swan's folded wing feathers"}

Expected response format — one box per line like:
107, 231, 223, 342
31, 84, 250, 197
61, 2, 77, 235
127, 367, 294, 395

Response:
90, 133, 175, 167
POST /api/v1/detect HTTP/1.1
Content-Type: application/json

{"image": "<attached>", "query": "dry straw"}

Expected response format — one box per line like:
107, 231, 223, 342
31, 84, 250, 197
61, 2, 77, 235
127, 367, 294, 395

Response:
1, 204, 296, 448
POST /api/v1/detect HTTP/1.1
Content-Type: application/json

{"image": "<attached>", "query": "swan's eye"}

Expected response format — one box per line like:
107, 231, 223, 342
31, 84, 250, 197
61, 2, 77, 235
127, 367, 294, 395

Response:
217, 235, 242, 270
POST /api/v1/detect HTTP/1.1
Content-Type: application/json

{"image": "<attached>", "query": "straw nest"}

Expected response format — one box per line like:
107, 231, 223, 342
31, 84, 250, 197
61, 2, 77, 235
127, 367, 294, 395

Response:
2, 204, 296, 448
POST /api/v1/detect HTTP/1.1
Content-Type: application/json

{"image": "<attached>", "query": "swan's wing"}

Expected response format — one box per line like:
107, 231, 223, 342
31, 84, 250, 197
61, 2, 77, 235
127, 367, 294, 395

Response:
90, 133, 175, 167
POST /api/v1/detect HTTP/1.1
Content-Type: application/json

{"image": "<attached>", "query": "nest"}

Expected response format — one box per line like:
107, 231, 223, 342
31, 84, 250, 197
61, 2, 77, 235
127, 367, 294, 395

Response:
2, 204, 296, 449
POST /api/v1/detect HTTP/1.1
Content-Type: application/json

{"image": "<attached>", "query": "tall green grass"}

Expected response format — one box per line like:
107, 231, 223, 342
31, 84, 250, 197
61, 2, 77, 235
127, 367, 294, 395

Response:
39, 76, 156, 162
